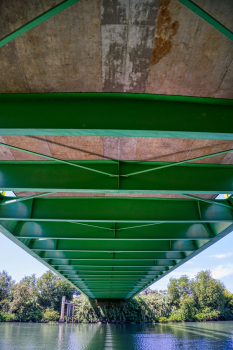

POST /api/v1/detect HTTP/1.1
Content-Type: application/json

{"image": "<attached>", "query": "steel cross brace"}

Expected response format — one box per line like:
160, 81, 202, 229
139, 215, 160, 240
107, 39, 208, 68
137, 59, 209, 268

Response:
178, 0, 233, 41
0, 0, 81, 48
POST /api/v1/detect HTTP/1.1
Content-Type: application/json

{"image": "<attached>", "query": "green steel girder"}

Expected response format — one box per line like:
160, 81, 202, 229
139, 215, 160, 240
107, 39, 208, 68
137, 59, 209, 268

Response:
0, 197, 233, 299
1, 160, 233, 194
178, 0, 233, 41
1, 93, 233, 139
55, 266, 167, 271
62, 271, 163, 276
39, 251, 184, 260
13, 222, 211, 240
26, 239, 198, 252
54, 266, 168, 271
48, 259, 176, 266
0, 1, 81, 48
0, 197, 232, 222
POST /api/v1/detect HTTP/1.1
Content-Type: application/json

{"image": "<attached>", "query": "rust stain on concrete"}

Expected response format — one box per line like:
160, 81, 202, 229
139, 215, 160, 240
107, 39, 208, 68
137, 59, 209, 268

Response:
150, 0, 179, 66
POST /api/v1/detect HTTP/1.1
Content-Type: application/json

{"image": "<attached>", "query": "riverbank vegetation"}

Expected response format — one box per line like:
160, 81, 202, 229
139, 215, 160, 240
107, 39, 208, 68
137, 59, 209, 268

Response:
1, 270, 233, 323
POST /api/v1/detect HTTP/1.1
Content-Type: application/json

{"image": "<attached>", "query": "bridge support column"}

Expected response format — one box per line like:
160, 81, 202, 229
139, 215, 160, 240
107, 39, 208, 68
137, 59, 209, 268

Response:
72, 305, 75, 323
59, 296, 66, 323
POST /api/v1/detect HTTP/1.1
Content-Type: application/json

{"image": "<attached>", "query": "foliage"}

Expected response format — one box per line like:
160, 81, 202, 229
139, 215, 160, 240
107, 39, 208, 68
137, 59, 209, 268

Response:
41, 308, 60, 323
0, 270, 78, 323
168, 309, 184, 322
192, 271, 226, 315
37, 271, 77, 312
0, 271, 15, 301
179, 295, 196, 321
0, 311, 16, 322
9, 282, 42, 322
73, 294, 172, 323
1, 269, 233, 323
158, 317, 168, 323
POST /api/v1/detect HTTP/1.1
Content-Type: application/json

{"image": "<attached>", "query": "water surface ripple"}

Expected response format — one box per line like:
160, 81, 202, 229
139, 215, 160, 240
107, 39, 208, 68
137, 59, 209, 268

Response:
1, 322, 233, 349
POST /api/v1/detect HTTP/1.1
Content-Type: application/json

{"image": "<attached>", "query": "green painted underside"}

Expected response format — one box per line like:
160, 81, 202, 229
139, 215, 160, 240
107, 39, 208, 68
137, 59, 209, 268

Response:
1, 93, 233, 139
0, 195, 233, 299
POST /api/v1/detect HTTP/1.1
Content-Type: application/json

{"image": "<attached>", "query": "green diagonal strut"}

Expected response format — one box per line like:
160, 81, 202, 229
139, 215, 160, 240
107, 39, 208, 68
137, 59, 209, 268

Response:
0, 0, 80, 48
178, 0, 233, 41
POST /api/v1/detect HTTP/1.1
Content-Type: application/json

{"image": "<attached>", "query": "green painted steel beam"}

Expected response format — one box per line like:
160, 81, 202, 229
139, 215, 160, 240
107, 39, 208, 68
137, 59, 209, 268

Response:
0, 197, 232, 223
1, 93, 233, 139
13, 222, 211, 240
55, 267, 166, 271
178, 0, 233, 41
1, 160, 233, 194
39, 251, 183, 260
0, 1, 80, 48
26, 239, 198, 252
62, 271, 162, 276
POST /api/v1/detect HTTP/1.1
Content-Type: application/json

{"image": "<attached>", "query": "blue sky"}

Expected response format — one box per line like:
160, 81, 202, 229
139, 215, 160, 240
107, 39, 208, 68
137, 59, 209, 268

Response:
1, 193, 233, 292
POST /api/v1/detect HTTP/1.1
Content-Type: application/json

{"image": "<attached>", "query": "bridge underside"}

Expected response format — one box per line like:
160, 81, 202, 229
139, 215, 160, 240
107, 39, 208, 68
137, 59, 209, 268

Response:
0, 0, 233, 299
1, 193, 233, 299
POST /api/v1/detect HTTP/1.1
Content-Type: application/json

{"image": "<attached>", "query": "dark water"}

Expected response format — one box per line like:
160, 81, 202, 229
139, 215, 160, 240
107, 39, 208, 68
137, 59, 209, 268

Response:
1, 322, 233, 349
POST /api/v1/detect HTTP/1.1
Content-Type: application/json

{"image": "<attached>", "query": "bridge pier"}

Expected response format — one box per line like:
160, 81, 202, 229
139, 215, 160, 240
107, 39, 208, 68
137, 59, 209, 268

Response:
59, 296, 75, 323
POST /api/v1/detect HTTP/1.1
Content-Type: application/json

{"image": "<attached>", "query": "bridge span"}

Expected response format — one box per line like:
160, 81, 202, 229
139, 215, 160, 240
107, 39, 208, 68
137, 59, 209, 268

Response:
0, 0, 233, 300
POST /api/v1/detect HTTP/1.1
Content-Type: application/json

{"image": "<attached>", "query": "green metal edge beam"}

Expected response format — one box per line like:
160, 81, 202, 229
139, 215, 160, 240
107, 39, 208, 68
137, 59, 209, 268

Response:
129, 223, 233, 299
1, 93, 233, 139
0, 197, 232, 223
0, 223, 91, 299
0, 0, 80, 48
178, 0, 233, 41
1, 160, 233, 194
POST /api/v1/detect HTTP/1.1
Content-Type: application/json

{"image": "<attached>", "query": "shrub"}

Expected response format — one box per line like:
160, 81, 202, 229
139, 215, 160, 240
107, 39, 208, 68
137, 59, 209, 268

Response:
158, 317, 168, 323
168, 309, 183, 322
0, 311, 16, 322
195, 313, 207, 322
42, 308, 60, 323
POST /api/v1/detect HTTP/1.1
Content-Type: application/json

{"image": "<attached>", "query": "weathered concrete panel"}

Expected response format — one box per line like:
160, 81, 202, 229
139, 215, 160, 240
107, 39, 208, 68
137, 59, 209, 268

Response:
101, 0, 159, 92
0, 0, 60, 93
101, 0, 129, 24
146, 0, 233, 97
0, 0, 102, 92
101, 24, 128, 91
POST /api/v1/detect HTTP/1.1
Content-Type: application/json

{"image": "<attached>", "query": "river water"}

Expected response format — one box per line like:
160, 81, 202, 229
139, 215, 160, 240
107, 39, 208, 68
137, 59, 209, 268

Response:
1, 322, 233, 349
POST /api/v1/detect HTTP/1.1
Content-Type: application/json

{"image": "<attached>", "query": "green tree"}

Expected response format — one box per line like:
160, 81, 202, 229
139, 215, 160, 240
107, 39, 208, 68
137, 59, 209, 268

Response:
0, 271, 15, 301
179, 295, 196, 321
37, 270, 77, 312
20, 274, 38, 294
168, 275, 193, 306
193, 270, 226, 315
10, 282, 41, 322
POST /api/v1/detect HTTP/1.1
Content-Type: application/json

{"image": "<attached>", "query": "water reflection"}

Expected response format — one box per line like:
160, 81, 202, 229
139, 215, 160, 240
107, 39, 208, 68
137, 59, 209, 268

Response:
0, 322, 233, 350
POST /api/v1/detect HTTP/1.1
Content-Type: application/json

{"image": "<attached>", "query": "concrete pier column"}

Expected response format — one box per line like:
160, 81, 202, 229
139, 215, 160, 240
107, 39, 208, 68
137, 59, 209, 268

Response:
59, 296, 66, 323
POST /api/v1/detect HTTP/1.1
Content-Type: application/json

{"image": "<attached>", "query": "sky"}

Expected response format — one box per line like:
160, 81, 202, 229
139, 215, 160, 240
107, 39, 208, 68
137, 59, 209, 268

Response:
1, 194, 233, 292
